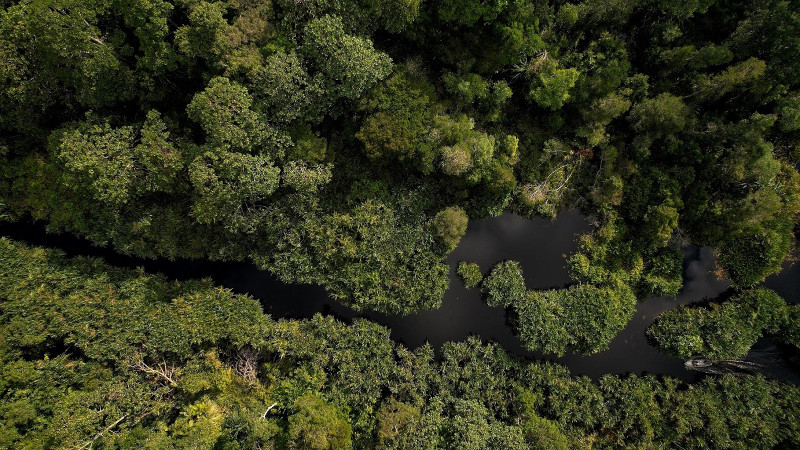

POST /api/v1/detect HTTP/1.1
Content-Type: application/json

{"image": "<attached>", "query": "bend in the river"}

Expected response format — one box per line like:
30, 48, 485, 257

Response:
1, 211, 798, 383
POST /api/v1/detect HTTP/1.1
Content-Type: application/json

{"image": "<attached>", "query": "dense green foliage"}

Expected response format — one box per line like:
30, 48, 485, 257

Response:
1, 239, 799, 448
0, 0, 449, 316
456, 261, 483, 289
477, 258, 636, 355
2, 0, 798, 319
648, 288, 796, 360
516, 283, 637, 355
433, 206, 468, 250
481, 260, 526, 307
783, 304, 800, 348
2, 0, 800, 445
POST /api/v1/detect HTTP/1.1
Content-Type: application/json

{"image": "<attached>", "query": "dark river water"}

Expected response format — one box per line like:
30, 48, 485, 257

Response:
1, 211, 798, 383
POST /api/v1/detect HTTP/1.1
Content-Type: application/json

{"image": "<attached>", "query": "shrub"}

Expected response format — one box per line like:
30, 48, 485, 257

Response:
457, 262, 483, 288
481, 261, 526, 307
433, 206, 468, 250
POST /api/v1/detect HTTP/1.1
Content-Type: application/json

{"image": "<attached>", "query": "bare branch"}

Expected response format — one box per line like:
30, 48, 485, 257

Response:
234, 346, 261, 385
131, 359, 178, 387
79, 415, 127, 450
260, 402, 278, 419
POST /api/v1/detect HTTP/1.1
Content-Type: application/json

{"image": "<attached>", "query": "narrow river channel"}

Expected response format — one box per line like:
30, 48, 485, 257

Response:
1, 211, 797, 383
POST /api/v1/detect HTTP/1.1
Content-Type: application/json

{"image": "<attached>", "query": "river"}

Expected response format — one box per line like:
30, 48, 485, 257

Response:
1, 211, 797, 383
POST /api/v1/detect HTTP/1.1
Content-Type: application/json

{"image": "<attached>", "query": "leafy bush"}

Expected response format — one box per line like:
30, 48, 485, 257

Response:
481, 261, 526, 307
433, 206, 469, 251
647, 288, 787, 359
780, 305, 800, 348
514, 283, 637, 355
457, 262, 483, 288
719, 228, 793, 287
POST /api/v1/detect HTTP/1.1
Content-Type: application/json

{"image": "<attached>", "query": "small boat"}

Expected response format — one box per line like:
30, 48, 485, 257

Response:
685, 358, 712, 368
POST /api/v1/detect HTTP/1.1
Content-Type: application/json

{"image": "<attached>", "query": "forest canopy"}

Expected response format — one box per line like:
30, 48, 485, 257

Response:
1, 0, 799, 317
0, 238, 799, 448
2, 0, 800, 447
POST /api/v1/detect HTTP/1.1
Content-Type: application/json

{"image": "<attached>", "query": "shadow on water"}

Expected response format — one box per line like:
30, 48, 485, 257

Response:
1, 211, 798, 383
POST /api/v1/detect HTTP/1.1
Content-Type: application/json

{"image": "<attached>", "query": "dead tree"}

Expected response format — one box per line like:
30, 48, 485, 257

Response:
234, 346, 261, 385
